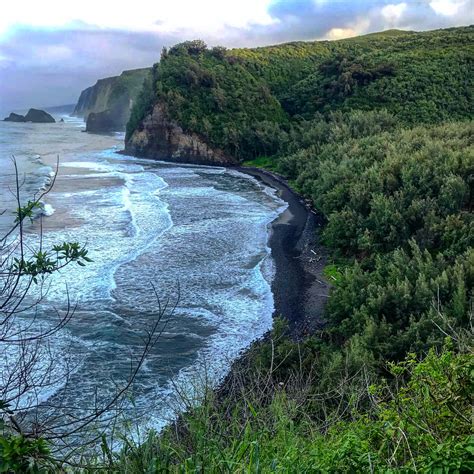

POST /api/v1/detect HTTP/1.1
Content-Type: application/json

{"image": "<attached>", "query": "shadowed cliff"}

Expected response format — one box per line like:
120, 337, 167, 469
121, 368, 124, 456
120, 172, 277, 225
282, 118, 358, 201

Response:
73, 68, 150, 132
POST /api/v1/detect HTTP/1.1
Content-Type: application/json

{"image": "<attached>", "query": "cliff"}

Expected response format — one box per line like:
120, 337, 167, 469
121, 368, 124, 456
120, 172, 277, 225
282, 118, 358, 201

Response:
124, 27, 473, 165
73, 77, 116, 118
125, 103, 238, 165
73, 68, 150, 132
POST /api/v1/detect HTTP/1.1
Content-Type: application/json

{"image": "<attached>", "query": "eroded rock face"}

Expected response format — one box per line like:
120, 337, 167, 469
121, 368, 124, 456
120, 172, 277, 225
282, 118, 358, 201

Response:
125, 103, 238, 166
73, 77, 116, 118
85, 97, 130, 133
24, 109, 55, 123
86, 109, 118, 132
4, 113, 26, 122
72, 68, 150, 132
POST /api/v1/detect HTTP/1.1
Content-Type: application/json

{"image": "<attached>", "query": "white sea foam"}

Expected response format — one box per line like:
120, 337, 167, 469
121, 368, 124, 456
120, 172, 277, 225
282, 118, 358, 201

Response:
110, 167, 288, 433
32, 165, 172, 302
1, 120, 289, 442
41, 203, 55, 216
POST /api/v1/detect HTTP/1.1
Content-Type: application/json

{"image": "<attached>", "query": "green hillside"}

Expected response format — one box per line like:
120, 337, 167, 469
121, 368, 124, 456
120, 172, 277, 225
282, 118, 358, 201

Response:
127, 26, 473, 160
119, 26, 474, 472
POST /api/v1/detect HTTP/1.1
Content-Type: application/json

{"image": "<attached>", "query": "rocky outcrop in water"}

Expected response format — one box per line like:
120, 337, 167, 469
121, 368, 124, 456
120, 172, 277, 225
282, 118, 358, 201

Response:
4, 112, 26, 122
86, 109, 120, 133
4, 109, 55, 123
85, 95, 130, 133
24, 109, 55, 123
125, 103, 238, 166
73, 68, 150, 132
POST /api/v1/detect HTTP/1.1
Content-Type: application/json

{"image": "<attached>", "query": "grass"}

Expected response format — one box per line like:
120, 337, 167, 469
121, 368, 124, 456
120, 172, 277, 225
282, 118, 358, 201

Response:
241, 156, 277, 171
323, 264, 343, 285
99, 337, 473, 473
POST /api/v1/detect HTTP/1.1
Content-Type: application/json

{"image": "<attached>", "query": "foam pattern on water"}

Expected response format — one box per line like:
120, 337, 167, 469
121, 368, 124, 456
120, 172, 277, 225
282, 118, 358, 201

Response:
0, 119, 288, 436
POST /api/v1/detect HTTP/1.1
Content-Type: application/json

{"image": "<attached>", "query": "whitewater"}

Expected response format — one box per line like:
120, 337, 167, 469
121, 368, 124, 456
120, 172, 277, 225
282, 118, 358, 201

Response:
0, 115, 287, 435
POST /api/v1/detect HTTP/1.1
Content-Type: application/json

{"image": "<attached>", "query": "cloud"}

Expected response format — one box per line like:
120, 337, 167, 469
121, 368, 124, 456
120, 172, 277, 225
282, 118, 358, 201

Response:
0, 1, 277, 37
0, 27, 179, 112
327, 19, 371, 40
381, 3, 408, 24
0, 0, 472, 112
429, 0, 468, 16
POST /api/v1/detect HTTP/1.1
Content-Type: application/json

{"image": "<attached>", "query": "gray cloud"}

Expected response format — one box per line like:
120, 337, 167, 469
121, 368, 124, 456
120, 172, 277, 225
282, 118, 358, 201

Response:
1, 1, 472, 113
0, 27, 182, 113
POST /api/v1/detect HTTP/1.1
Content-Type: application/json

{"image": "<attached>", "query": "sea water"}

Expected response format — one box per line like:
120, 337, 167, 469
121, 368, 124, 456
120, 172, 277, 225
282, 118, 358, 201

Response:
0, 116, 287, 437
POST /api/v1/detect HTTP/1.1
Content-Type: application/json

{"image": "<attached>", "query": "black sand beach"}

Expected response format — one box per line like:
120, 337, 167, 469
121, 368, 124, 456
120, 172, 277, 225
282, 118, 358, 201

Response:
236, 167, 330, 337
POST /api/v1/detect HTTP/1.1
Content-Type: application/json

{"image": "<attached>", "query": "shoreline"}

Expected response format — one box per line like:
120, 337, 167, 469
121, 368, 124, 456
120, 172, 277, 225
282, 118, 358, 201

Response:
114, 151, 331, 424
120, 146, 331, 334
234, 166, 329, 338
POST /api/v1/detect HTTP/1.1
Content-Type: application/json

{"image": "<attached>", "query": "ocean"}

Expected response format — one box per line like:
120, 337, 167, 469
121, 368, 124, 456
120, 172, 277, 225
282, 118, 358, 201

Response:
0, 115, 287, 437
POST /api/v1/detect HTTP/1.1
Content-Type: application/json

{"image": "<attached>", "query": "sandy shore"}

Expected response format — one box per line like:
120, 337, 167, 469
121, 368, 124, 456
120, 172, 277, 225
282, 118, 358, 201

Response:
235, 167, 330, 338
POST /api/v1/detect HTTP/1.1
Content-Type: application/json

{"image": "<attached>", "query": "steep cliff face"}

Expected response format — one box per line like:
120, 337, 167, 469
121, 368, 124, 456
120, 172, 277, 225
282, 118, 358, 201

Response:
72, 68, 150, 132
73, 77, 115, 118
125, 103, 238, 165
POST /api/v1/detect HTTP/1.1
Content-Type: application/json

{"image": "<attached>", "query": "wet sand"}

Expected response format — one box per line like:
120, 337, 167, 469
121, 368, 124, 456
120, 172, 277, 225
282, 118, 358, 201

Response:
235, 167, 330, 337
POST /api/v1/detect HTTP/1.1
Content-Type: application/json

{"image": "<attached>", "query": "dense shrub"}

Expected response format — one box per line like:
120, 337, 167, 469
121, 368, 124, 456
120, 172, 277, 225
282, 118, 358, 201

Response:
127, 26, 473, 159
110, 341, 473, 473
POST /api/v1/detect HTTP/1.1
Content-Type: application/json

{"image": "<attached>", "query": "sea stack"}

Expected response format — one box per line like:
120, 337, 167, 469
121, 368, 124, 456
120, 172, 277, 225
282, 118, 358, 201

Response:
3, 112, 26, 122
3, 108, 55, 123
24, 109, 56, 123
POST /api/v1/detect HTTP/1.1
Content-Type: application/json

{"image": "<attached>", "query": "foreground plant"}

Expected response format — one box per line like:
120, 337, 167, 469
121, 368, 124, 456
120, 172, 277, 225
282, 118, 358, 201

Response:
0, 158, 175, 471
106, 330, 472, 473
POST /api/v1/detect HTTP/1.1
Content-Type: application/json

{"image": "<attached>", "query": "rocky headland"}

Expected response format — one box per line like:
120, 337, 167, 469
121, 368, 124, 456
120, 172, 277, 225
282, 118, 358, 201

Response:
124, 103, 238, 165
73, 68, 150, 132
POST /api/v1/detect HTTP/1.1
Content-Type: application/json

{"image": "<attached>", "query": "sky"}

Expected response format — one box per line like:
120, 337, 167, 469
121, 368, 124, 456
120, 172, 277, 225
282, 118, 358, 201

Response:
0, 0, 472, 113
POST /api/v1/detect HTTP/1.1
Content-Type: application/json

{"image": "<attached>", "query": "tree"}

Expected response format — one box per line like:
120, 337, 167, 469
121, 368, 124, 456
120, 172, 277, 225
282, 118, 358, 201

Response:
0, 158, 177, 469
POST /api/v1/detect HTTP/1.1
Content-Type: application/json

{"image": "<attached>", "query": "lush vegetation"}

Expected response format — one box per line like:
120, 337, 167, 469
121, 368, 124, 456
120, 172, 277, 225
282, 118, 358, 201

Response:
289, 117, 472, 365
127, 26, 473, 159
2, 26, 472, 471
122, 25, 474, 472
100, 335, 474, 473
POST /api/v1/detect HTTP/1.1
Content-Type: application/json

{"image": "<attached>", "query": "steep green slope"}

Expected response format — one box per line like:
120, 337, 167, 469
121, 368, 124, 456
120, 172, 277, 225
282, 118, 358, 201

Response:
104, 342, 474, 473
126, 40, 288, 159
283, 26, 473, 122
126, 26, 473, 160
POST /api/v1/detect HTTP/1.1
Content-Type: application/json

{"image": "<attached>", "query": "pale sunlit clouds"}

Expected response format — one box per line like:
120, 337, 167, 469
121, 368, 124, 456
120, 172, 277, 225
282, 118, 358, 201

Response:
0, 0, 277, 37
429, 0, 470, 16
1, 0, 473, 112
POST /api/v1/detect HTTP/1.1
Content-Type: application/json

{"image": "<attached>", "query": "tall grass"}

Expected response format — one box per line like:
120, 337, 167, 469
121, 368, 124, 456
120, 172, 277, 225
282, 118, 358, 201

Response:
92, 319, 473, 473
